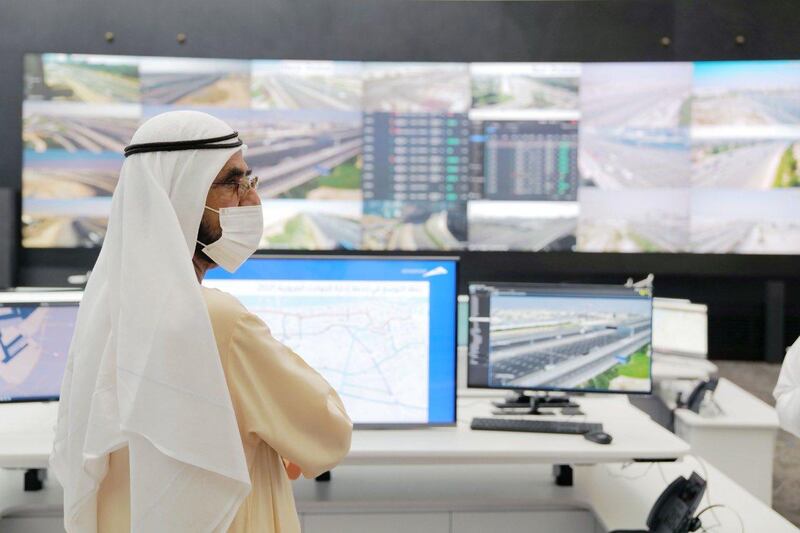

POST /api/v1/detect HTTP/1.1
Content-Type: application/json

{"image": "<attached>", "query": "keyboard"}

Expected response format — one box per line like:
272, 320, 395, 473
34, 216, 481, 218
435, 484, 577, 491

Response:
470, 417, 603, 435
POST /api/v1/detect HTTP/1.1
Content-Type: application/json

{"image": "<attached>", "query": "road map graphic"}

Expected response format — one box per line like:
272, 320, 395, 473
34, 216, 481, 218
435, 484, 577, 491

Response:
0, 305, 73, 400
208, 280, 431, 423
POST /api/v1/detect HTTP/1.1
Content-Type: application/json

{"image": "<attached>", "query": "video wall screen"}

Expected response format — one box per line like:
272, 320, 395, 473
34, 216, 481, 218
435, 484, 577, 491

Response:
21, 54, 800, 254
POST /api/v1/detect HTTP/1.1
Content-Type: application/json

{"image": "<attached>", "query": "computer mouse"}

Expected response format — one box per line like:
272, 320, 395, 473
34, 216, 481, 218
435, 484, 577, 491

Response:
583, 431, 613, 445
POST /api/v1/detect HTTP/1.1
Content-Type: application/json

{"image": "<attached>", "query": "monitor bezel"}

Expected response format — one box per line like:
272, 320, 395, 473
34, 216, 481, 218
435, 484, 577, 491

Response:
0, 291, 81, 404
214, 253, 461, 429
465, 280, 654, 396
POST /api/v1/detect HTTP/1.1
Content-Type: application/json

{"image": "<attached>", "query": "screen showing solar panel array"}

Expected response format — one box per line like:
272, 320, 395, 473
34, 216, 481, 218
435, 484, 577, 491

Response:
21, 54, 800, 253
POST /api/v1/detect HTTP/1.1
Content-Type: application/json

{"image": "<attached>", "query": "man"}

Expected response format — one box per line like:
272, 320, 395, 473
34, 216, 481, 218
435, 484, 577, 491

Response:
775, 338, 800, 438
51, 111, 352, 533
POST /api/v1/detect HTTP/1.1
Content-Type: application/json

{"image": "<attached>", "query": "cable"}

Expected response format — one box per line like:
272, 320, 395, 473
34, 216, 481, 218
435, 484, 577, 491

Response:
604, 462, 656, 480
696, 504, 725, 520
656, 462, 668, 484
688, 456, 745, 533
684, 455, 717, 522
696, 504, 745, 533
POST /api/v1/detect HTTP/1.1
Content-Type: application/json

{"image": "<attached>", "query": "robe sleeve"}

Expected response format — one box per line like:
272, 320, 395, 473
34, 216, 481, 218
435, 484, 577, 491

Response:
774, 337, 800, 438
226, 311, 353, 478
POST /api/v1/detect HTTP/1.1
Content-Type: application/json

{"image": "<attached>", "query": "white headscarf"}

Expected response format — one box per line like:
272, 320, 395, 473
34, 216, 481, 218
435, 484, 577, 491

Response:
50, 111, 251, 532
775, 338, 800, 438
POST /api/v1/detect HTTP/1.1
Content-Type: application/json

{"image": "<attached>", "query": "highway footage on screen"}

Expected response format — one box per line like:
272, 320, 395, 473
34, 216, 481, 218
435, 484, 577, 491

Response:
21, 55, 800, 254
0, 304, 75, 402
468, 284, 652, 393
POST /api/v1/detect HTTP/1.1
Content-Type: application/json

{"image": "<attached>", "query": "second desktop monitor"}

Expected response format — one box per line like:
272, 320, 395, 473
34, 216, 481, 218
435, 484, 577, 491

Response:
204, 255, 458, 427
468, 282, 653, 394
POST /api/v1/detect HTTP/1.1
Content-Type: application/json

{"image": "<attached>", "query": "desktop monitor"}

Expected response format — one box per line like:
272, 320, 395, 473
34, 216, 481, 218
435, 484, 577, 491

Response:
0, 292, 81, 403
467, 282, 653, 394
205, 255, 458, 427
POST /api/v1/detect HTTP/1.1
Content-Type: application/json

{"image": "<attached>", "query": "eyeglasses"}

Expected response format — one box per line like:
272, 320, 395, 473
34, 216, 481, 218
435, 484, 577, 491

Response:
211, 174, 259, 200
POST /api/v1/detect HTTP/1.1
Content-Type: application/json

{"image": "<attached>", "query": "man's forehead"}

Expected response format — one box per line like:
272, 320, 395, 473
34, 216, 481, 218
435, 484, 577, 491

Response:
215, 152, 249, 178
224, 151, 246, 169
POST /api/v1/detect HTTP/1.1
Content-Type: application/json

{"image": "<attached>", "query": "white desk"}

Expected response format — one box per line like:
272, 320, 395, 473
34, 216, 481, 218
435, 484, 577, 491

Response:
0, 468, 61, 518
652, 353, 718, 382
348, 396, 689, 466
575, 455, 797, 532
1, 396, 793, 533
672, 378, 779, 505
0, 394, 690, 532
298, 458, 799, 532
4, 462, 796, 533
1, 396, 690, 471
0, 403, 58, 469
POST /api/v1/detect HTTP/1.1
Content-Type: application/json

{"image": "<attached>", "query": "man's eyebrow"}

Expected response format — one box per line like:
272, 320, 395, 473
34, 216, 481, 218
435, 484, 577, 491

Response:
217, 167, 252, 182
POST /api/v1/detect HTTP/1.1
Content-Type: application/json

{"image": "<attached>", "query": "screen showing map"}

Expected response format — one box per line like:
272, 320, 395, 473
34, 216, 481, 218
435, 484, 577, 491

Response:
204, 256, 457, 425
0, 302, 77, 402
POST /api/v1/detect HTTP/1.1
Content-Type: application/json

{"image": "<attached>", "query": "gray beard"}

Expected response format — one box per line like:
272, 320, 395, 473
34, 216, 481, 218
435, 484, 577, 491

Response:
194, 217, 222, 264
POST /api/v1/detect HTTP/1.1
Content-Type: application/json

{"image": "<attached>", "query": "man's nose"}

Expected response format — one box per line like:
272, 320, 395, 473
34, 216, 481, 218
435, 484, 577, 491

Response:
240, 187, 261, 207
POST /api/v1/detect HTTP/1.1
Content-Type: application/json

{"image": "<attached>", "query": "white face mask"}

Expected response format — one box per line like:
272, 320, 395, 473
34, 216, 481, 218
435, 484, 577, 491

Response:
197, 205, 263, 273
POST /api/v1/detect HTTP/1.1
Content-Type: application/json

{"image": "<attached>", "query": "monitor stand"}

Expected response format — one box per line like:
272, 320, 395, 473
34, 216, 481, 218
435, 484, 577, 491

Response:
493, 390, 579, 415
492, 389, 533, 408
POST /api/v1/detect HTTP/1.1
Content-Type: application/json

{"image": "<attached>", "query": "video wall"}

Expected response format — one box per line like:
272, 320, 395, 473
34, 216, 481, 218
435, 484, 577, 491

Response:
21, 54, 800, 254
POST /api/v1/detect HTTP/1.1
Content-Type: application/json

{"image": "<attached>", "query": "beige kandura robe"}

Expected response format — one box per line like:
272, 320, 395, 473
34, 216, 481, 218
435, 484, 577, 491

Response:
96, 286, 353, 532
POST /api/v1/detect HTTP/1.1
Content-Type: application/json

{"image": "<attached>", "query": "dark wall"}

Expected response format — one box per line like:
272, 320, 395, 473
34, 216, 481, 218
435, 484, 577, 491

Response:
1, 0, 800, 360
0, 189, 17, 288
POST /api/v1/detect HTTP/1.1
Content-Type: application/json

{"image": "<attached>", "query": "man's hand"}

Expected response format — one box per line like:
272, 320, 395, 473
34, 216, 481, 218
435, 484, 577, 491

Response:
282, 458, 302, 480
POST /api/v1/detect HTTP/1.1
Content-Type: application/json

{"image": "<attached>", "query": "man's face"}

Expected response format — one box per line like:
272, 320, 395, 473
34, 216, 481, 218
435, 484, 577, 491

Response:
195, 151, 261, 261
